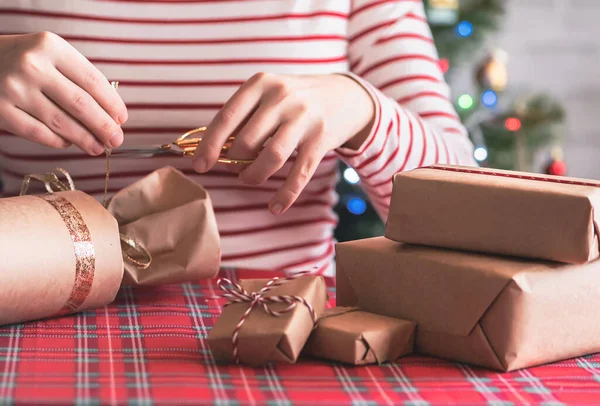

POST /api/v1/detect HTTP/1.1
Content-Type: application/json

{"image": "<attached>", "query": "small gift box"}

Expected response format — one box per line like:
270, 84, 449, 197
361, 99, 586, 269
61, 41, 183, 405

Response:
303, 307, 415, 365
336, 237, 600, 372
208, 273, 328, 366
385, 165, 600, 264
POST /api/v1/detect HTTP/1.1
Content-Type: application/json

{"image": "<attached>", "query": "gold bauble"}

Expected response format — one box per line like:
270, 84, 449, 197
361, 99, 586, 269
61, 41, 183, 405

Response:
476, 49, 509, 92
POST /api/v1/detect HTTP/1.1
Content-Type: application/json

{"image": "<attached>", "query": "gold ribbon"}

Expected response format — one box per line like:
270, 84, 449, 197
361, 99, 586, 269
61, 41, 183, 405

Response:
39, 192, 96, 315
20, 168, 152, 270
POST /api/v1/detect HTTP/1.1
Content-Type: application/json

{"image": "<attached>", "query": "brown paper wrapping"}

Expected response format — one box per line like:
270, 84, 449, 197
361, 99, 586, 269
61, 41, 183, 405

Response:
303, 307, 415, 365
385, 165, 600, 264
336, 237, 600, 372
0, 191, 124, 326
208, 276, 328, 366
107, 166, 221, 286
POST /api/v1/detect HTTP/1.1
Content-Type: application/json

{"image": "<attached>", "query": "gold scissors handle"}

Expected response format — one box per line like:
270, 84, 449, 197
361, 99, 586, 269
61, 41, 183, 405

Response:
160, 127, 254, 165
111, 80, 253, 165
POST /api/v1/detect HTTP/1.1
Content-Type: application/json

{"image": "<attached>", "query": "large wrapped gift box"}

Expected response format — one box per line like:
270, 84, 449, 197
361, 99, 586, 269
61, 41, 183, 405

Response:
336, 237, 600, 372
385, 165, 600, 264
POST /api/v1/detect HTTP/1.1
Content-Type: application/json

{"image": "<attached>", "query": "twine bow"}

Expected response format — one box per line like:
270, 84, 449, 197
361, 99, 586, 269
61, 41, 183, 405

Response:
20, 167, 152, 270
213, 271, 318, 364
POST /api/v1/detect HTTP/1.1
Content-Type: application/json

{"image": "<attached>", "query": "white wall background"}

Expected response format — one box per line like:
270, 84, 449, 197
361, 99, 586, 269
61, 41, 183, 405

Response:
452, 0, 600, 179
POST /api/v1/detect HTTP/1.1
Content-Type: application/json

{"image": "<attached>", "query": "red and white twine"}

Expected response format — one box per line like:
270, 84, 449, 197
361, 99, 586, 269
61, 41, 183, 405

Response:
213, 271, 317, 364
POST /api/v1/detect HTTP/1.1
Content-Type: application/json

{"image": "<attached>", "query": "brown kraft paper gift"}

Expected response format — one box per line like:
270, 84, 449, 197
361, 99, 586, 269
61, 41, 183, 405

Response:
208, 276, 328, 366
107, 166, 221, 286
336, 237, 600, 372
385, 165, 600, 264
0, 191, 124, 326
303, 307, 415, 365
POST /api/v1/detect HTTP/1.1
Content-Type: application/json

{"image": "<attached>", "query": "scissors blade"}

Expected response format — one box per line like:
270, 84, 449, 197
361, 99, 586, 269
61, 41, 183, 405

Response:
110, 146, 183, 159
109, 143, 254, 165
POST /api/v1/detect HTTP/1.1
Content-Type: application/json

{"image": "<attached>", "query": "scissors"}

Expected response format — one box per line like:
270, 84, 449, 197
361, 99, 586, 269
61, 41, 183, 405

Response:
107, 81, 253, 166
110, 126, 254, 165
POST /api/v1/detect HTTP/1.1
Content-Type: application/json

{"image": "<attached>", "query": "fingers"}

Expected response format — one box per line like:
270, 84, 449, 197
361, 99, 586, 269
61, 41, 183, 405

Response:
54, 39, 128, 126
268, 140, 327, 215
19, 91, 104, 155
225, 101, 281, 161
193, 73, 265, 173
41, 67, 124, 148
239, 118, 306, 185
0, 32, 126, 153
0, 102, 71, 149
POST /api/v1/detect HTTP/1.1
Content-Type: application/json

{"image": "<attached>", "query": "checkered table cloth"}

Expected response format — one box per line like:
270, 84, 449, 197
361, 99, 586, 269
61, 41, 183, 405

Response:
1, 269, 600, 405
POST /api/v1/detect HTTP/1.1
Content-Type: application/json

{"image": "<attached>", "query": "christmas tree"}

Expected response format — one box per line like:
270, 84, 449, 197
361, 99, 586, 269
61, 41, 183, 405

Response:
334, 0, 567, 243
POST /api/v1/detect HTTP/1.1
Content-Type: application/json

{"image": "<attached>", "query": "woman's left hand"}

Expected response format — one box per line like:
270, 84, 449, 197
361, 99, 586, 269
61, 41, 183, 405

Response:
193, 72, 374, 215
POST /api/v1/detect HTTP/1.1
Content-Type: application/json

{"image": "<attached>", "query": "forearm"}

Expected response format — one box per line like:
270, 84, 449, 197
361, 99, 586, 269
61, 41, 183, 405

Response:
340, 0, 476, 220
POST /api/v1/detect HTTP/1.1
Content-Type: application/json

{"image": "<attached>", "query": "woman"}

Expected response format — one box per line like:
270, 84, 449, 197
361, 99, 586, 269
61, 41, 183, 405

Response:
0, 0, 475, 275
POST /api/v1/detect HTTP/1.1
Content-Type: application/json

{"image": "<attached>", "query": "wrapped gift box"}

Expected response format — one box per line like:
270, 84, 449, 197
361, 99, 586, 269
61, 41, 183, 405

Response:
208, 276, 328, 366
0, 166, 222, 326
303, 307, 415, 365
385, 165, 600, 264
336, 237, 600, 372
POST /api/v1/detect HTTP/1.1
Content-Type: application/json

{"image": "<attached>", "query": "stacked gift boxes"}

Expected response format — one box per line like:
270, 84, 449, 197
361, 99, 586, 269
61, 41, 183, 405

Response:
207, 164, 600, 369
208, 274, 417, 366
336, 164, 600, 372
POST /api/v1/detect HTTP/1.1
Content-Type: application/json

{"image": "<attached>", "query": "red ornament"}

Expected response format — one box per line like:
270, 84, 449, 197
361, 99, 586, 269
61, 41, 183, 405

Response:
505, 117, 522, 132
546, 160, 567, 176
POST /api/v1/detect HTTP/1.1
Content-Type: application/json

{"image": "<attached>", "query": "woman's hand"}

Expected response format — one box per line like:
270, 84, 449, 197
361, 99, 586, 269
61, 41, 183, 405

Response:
193, 72, 375, 215
0, 32, 127, 155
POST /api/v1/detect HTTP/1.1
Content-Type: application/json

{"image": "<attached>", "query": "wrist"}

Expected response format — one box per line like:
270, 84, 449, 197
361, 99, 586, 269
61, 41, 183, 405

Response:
334, 74, 376, 151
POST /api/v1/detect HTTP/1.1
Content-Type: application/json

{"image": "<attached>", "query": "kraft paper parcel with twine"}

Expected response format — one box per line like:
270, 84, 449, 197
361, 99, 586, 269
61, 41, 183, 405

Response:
21, 164, 221, 287
208, 273, 328, 366
0, 163, 220, 325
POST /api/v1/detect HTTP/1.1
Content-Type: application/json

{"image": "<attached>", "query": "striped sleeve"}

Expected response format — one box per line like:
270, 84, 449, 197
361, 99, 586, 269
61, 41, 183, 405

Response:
336, 0, 476, 219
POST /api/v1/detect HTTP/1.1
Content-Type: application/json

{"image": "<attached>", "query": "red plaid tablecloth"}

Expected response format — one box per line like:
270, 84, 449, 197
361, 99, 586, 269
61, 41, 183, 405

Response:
2, 269, 600, 405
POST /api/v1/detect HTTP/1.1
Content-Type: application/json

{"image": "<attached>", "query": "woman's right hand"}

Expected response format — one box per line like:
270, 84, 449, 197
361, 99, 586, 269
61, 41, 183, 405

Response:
0, 32, 128, 155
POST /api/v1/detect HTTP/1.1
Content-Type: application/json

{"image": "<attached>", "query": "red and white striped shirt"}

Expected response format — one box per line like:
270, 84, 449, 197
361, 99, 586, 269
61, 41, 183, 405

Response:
0, 0, 476, 275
